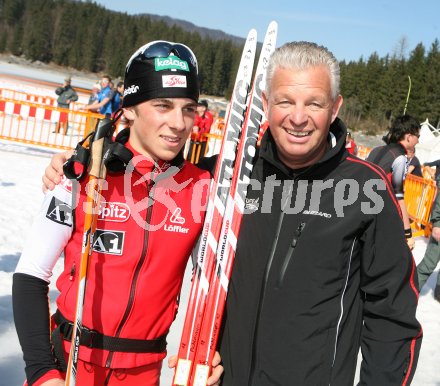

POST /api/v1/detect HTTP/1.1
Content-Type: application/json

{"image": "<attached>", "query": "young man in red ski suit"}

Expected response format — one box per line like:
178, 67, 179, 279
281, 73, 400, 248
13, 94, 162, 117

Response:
13, 41, 222, 386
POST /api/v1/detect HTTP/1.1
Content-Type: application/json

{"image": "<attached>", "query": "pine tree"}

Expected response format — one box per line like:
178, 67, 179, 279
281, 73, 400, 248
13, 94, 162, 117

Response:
425, 40, 440, 126
21, 0, 54, 61
52, 2, 77, 66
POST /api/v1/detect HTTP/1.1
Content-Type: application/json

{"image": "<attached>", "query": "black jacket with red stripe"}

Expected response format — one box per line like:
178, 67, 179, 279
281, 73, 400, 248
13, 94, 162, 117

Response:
218, 118, 422, 385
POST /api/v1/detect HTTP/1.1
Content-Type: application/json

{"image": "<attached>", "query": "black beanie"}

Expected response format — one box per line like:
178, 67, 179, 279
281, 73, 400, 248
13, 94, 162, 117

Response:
122, 41, 200, 107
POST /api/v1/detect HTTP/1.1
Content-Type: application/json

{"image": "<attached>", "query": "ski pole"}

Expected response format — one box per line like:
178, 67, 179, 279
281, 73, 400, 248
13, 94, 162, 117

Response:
65, 118, 117, 386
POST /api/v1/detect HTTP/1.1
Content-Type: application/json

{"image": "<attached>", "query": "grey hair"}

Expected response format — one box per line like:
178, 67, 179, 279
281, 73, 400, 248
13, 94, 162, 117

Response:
265, 41, 340, 100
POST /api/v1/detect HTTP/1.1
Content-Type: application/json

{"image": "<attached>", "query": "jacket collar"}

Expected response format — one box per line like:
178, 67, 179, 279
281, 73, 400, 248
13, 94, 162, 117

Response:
389, 141, 407, 155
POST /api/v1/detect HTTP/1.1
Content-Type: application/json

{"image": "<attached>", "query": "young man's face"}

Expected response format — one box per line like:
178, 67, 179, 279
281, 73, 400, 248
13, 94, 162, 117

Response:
123, 98, 197, 161
263, 65, 343, 169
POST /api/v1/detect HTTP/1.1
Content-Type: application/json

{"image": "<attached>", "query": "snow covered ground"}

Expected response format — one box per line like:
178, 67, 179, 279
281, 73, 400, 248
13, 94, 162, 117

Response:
0, 58, 439, 385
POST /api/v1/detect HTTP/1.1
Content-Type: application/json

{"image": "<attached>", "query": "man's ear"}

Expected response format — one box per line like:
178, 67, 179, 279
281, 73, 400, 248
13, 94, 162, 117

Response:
262, 91, 269, 119
331, 95, 343, 122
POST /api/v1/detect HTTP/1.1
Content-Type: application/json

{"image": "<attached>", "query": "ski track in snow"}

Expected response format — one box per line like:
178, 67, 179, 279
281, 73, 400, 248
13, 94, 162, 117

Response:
0, 60, 439, 386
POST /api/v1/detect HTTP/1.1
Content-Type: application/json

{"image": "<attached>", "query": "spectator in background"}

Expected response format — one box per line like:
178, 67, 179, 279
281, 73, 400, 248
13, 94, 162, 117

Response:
111, 81, 124, 116
345, 131, 358, 155
423, 158, 440, 184
87, 82, 101, 112
194, 99, 213, 132
83, 75, 113, 118
407, 149, 423, 177
54, 76, 78, 135
190, 99, 213, 158
366, 115, 421, 249
417, 189, 440, 302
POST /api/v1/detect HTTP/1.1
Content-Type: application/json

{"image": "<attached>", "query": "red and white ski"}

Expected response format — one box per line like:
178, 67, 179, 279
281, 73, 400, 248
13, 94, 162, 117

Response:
173, 21, 278, 386
190, 21, 278, 386
173, 28, 258, 386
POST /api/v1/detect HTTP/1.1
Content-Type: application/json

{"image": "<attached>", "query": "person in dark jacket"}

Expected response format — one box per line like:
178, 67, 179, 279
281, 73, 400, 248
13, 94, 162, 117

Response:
218, 41, 422, 386
367, 115, 420, 249
54, 76, 78, 135
423, 158, 440, 183
417, 189, 440, 301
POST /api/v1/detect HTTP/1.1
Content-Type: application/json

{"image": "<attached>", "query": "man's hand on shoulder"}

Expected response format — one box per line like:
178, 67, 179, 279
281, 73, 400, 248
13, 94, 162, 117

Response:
42, 150, 73, 192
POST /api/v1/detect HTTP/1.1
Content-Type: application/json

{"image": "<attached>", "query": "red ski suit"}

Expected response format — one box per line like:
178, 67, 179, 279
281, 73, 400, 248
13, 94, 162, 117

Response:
59, 152, 209, 367
15, 142, 210, 384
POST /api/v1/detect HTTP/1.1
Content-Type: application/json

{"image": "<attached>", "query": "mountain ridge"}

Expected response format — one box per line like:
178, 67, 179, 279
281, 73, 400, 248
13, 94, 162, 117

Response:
144, 13, 247, 45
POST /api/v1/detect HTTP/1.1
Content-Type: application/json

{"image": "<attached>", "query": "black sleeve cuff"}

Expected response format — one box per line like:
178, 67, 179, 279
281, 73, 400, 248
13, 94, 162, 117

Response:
12, 273, 58, 385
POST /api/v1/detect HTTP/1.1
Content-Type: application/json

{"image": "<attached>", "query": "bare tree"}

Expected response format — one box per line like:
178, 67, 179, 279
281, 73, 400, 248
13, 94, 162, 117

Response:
392, 36, 409, 60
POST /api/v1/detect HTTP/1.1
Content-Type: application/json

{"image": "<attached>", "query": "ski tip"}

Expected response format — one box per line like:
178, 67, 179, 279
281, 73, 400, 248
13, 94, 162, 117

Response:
246, 28, 258, 41
266, 21, 278, 35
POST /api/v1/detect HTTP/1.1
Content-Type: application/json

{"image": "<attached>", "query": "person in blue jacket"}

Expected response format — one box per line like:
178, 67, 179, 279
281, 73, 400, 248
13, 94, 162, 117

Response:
84, 75, 113, 117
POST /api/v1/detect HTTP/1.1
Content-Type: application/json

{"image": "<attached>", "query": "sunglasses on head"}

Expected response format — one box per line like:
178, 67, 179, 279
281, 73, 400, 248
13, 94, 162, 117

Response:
127, 41, 198, 73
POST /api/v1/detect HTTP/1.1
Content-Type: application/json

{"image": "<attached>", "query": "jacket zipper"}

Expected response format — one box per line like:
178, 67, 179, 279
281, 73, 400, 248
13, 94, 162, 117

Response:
264, 209, 286, 284
105, 178, 155, 367
263, 182, 294, 284
250, 218, 306, 382
276, 222, 306, 288
249, 182, 293, 383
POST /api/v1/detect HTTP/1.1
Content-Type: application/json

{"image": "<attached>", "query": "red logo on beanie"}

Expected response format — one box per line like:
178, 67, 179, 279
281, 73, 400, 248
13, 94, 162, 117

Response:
162, 75, 187, 88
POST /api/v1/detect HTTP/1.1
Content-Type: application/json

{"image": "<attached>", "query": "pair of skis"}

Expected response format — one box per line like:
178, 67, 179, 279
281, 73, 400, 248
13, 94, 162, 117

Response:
173, 21, 278, 386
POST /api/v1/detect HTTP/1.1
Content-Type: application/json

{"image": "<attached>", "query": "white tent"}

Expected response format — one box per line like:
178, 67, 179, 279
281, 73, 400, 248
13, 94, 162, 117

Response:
415, 119, 440, 164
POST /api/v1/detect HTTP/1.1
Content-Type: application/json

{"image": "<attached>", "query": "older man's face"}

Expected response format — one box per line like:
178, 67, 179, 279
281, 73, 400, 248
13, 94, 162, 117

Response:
263, 65, 343, 169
